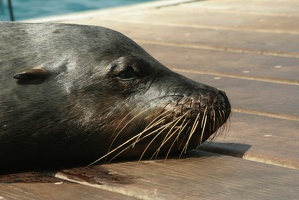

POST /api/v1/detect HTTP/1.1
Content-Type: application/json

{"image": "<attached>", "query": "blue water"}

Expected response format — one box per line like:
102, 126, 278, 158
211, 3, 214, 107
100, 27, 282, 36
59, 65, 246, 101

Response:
0, 0, 153, 21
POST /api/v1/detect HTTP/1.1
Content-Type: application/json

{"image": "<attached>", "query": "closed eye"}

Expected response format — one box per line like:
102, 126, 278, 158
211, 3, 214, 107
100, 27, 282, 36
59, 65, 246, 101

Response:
116, 66, 138, 81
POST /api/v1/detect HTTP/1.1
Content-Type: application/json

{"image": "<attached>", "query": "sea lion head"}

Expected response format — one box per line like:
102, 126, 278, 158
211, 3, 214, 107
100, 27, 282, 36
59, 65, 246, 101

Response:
93, 55, 231, 161
47, 26, 231, 162
1, 23, 230, 167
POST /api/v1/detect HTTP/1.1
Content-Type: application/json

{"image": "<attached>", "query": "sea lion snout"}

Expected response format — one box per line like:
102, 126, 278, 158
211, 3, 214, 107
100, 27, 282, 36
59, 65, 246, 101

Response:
155, 72, 230, 115
166, 87, 231, 120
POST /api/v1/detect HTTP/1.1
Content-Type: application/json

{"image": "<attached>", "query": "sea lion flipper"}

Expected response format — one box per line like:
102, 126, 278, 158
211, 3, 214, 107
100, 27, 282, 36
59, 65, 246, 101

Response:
13, 68, 47, 80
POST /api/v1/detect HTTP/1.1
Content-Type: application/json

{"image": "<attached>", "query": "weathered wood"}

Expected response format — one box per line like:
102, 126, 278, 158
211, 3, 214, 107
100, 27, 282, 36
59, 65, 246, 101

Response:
54, 151, 299, 200
178, 71, 299, 118
59, 0, 299, 57
0, 172, 137, 199
180, 0, 299, 16
96, 6, 299, 33
66, 18, 299, 57
199, 112, 299, 169
138, 43, 299, 82
181, 72, 299, 168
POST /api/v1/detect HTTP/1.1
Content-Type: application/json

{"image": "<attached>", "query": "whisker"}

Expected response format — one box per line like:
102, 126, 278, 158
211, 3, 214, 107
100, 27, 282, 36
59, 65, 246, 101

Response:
87, 124, 163, 166
138, 119, 174, 161
164, 113, 190, 160
99, 117, 180, 164
88, 92, 230, 166
132, 110, 172, 148
179, 111, 201, 158
156, 111, 181, 150
199, 108, 208, 145
107, 106, 152, 158
151, 111, 191, 160
212, 108, 216, 132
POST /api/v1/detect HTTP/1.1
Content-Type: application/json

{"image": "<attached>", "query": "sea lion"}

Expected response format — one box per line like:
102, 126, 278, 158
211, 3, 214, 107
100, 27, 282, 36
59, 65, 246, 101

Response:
0, 22, 231, 170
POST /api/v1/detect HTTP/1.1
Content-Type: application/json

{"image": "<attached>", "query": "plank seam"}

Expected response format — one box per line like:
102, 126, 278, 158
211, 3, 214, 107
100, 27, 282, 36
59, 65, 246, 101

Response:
243, 155, 298, 170
232, 108, 299, 122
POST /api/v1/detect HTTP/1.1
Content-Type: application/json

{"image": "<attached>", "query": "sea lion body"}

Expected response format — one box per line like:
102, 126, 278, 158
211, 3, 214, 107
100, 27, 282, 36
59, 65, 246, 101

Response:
0, 22, 230, 169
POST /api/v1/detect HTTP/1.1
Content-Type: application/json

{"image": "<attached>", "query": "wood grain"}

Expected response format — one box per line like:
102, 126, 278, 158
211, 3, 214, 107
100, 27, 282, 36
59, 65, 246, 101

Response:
55, 151, 299, 200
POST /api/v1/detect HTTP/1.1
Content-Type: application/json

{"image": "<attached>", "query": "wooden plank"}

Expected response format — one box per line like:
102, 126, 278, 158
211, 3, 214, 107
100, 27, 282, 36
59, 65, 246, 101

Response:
178, 71, 299, 118
199, 112, 299, 169
100, 7, 299, 33
180, 0, 299, 16
66, 18, 299, 57
176, 72, 299, 168
0, 171, 137, 199
54, 151, 299, 200
138, 43, 299, 83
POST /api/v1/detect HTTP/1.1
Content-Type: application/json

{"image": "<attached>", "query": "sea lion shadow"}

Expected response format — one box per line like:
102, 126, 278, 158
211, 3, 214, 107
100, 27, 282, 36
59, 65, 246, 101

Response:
194, 141, 252, 158
0, 143, 251, 184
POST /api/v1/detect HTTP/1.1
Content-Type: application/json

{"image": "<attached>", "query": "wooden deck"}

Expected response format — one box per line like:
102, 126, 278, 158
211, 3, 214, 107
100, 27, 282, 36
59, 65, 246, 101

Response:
1, 0, 299, 199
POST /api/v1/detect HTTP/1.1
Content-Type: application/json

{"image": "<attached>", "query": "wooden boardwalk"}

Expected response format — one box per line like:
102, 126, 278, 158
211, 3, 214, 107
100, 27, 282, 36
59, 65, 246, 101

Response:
1, 0, 299, 199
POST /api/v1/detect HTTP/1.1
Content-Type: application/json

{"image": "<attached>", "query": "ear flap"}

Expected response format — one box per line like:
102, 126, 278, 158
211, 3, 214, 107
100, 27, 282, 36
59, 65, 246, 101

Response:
13, 68, 47, 84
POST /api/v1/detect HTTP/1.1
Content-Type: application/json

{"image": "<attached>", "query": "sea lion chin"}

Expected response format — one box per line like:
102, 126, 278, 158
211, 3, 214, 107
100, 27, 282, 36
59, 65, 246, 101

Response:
0, 22, 231, 169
